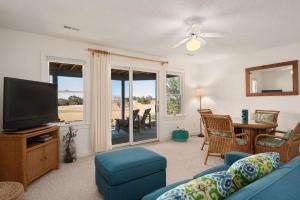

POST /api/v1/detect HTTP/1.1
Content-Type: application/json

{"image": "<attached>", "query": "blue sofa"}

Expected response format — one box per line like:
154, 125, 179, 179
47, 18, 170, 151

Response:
143, 152, 300, 200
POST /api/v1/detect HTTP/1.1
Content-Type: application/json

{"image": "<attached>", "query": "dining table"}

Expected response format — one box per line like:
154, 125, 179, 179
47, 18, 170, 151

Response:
232, 118, 278, 153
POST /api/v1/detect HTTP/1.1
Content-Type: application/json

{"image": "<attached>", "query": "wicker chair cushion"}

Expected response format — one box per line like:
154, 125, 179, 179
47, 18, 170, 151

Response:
257, 138, 285, 147
256, 113, 274, 123
157, 171, 238, 200
236, 138, 247, 145
227, 152, 280, 189
293, 135, 300, 141
282, 130, 293, 139
0, 182, 24, 200
211, 130, 232, 137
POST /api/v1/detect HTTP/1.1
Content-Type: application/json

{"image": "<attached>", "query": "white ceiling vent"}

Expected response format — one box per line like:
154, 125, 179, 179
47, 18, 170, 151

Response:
63, 25, 80, 32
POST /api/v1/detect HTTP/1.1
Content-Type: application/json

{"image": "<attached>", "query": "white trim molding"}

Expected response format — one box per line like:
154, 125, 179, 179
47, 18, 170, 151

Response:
164, 69, 185, 118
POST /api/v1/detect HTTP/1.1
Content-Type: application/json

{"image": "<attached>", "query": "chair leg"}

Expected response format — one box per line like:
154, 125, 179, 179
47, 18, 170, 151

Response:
201, 140, 206, 150
204, 152, 209, 165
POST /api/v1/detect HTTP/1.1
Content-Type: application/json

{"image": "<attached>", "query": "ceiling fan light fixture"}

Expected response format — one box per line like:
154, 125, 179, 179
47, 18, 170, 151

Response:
186, 38, 201, 51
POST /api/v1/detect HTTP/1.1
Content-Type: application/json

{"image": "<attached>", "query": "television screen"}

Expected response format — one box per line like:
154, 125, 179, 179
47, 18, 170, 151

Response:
3, 77, 58, 130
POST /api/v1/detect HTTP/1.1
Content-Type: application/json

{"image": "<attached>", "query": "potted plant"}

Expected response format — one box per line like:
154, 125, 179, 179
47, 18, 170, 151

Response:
63, 126, 77, 163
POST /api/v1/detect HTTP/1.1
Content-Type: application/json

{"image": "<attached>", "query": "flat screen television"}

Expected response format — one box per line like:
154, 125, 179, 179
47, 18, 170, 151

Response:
3, 77, 58, 131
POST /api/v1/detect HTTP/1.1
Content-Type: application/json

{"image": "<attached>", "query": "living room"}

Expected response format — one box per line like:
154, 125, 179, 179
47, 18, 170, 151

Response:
0, 1, 300, 200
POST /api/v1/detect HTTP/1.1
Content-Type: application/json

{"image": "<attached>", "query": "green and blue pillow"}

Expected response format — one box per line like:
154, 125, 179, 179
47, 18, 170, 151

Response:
157, 171, 237, 200
227, 152, 279, 189
157, 152, 280, 200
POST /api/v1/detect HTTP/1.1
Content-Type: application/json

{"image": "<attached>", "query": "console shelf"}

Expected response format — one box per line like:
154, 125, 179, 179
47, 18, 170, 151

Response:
0, 125, 59, 190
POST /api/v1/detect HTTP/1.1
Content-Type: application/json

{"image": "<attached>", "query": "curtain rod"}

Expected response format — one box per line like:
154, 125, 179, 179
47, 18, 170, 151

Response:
88, 48, 168, 66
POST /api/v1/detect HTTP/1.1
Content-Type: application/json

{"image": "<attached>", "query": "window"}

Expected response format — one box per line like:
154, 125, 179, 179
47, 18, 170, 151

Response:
166, 73, 183, 116
49, 62, 84, 122
251, 78, 258, 93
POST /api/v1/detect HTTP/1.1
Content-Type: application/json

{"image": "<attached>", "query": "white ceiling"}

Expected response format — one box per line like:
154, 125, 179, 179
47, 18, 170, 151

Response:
1, 0, 300, 64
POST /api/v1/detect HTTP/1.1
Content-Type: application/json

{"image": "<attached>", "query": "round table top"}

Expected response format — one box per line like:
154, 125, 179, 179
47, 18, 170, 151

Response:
232, 119, 277, 129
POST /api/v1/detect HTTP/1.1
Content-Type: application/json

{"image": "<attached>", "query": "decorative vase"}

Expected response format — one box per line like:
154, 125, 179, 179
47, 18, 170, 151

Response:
63, 126, 77, 163
64, 140, 77, 163
242, 109, 249, 123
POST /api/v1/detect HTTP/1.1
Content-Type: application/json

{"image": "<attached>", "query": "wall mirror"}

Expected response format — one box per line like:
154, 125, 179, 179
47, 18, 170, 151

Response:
246, 60, 298, 96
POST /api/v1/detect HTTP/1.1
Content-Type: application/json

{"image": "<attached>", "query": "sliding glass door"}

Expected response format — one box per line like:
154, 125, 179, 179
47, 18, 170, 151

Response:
111, 68, 158, 146
132, 71, 157, 142
111, 69, 130, 145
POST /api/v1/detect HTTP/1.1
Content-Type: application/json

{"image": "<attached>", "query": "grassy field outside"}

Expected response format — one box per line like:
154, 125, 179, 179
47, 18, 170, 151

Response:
58, 105, 84, 122
58, 100, 156, 123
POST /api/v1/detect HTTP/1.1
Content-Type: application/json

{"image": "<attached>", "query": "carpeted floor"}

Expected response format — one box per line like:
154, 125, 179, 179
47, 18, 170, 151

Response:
25, 136, 222, 200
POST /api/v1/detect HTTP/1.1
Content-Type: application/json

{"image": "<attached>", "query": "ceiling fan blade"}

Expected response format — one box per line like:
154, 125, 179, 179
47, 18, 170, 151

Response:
172, 37, 190, 48
198, 37, 207, 46
200, 33, 223, 38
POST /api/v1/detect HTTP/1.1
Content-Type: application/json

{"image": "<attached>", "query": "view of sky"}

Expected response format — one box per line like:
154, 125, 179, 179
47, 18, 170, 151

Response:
50, 76, 156, 99
112, 80, 156, 98
57, 77, 83, 91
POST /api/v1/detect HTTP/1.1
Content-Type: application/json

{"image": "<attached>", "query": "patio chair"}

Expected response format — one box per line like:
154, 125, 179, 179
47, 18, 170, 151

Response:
255, 122, 300, 162
116, 109, 140, 132
202, 114, 251, 165
198, 109, 213, 151
139, 108, 152, 131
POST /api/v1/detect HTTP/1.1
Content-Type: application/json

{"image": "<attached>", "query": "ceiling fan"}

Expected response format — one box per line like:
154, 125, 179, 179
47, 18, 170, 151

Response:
173, 24, 222, 52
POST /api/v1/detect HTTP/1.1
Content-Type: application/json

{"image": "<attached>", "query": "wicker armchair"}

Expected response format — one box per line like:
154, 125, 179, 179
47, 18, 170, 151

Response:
255, 122, 300, 162
255, 110, 280, 134
202, 114, 251, 165
198, 109, 213, 151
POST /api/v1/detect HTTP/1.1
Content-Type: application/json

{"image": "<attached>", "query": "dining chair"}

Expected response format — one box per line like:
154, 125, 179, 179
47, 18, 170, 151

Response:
202, 114, 251, 165
198, 109, 213, 151
255, 122, 300, 162
255, 110, 280, 133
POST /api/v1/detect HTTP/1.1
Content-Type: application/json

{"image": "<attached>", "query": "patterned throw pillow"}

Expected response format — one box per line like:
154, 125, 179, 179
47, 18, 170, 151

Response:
227, 152, 280, 189
156, 171, 238, 200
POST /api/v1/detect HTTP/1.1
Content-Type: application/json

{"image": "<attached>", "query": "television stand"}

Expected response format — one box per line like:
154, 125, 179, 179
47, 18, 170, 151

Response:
0, 125, 59, 190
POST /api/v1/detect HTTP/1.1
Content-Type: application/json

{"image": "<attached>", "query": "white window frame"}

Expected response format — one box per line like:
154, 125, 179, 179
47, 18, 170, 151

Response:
41, 54, 90, 127
165, 70, 185, 118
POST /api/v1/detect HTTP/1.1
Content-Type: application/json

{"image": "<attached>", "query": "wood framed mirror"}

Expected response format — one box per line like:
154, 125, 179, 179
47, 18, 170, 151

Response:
246, 60, 299, 96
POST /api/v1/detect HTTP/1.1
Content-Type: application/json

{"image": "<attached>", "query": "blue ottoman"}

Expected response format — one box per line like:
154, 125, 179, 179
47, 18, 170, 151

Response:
95, 147, 167, 200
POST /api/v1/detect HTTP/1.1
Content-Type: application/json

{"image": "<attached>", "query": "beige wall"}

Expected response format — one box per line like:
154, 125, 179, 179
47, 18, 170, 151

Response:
0, 27, 198, 157
189, 42, 300, 131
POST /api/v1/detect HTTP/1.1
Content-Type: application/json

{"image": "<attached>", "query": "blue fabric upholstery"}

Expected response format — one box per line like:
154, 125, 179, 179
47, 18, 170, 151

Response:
143, 151, 298, 200
193, 152, 251, 179
142, 152, 250, 199
193, 164, 229, 179
227, 156, 300, 200
224, 151, 251, 165
95, 147, 166, 185
97, 169, 166, 200
95, 147, 167, 200
142, 179, 191, 200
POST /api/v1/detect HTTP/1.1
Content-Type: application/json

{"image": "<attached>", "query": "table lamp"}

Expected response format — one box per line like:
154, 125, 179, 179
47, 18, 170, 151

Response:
196, 88, 205, 137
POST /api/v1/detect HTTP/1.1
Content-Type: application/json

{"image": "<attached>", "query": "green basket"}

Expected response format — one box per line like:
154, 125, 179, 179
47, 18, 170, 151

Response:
172, 129, 189, 142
